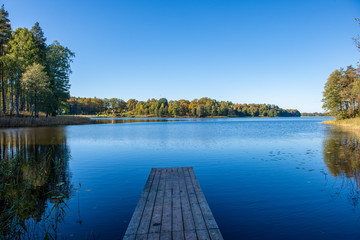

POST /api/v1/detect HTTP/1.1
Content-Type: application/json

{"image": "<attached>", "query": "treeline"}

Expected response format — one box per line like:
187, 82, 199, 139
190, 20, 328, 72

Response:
322, 66, 360, 119
66, 97, 301, 117
0, 5, 74, 117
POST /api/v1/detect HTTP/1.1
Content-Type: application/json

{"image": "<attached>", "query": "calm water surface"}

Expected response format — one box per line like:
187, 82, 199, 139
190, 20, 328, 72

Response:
1, 117, 360, 239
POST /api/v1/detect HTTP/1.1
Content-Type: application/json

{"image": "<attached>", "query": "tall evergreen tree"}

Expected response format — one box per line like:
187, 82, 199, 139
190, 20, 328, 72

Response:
31, 22, 47, 65
45, 41, 74, 116
0, 5, 11, 115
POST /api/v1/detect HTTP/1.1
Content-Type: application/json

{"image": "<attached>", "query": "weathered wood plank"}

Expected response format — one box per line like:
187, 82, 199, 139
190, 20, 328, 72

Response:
149, 168, 166, 233
124, 168, 156, 237
209, 229, 224, 240
188, 168, 219, 230
172, 231, 184, 240
147, 232, 160, 240
159, 232, 171, 240
184, 231, 197, 240
178, 168, 196, 232
137, 169, 162, 234
135, 233, 148, 240
183, 167, 207, 231
161, 168, 172, 233
196, 229, 211, 240
172, 168, 183, 233
123, 234, 136, 240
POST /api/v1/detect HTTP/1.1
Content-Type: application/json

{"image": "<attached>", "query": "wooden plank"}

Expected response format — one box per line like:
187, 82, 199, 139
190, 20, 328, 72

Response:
161, 168, 172, 233
172, 231, 184, 240
135, 234, 147, 240
183, 167, 207, 231
147, 232, 160, 240
123, 234, 136, 240
159, 232, 171, 240
172, 168, 183, 233
149, 168, 166, 233
188, 168, 219, 230
209, 229, 224, 240
184, 231, 197, 240
196, 229, 211, 240
137, 168, 162, 234
124, 168, 156, 238
178, 168, 196, 232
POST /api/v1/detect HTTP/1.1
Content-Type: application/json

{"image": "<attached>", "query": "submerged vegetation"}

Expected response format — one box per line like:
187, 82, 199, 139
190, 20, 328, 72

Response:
67, 97, 301, 118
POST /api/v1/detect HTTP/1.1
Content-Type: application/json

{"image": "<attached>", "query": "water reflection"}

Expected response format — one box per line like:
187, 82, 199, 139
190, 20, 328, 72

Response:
0, 128, 71, 240
323, 127, 360, 207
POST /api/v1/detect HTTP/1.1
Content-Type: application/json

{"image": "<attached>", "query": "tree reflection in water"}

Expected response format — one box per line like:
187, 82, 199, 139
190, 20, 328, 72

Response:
0, 127, 72, 240
323, 127, 360, 207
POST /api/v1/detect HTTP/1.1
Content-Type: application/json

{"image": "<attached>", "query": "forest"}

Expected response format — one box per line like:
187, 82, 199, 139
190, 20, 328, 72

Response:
0, 5, 74, 118
66, 97, 301, 117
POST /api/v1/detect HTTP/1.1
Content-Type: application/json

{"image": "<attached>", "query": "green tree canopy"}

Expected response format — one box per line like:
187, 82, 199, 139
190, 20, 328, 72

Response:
21, 63, 50, 117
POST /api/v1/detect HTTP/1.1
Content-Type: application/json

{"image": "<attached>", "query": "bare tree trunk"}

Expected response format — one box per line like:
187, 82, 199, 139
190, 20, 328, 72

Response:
35, 93, 38, 118
1, 63, 5, 114
0, 45, 5, 115
15, 84, 19, 117
9, 80, 13, 116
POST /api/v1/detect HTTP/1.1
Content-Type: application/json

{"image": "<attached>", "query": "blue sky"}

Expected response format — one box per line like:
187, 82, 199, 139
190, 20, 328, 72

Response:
3, 0, 360, 112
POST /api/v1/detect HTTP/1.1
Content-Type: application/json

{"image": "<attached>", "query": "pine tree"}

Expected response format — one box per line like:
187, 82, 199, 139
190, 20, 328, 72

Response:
31, 22, 47, 65
0, 5, 11, 115
45, 41, 74, 116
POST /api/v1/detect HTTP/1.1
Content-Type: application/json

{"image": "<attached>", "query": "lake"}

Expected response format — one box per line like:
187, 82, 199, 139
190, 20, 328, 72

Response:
1, 117, 360, 239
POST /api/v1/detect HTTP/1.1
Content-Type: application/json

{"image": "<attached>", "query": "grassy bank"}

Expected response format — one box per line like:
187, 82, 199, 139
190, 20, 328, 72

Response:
323, 118, 360, 130
0, 116, 92, 128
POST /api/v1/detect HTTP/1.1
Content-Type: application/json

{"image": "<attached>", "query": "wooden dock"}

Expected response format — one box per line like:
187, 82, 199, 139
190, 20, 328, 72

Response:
123, 167, 223, 240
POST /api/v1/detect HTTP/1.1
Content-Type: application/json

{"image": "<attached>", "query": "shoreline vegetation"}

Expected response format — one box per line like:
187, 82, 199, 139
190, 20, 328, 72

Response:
323, 118, 360, 130
0, 116, 91, 128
